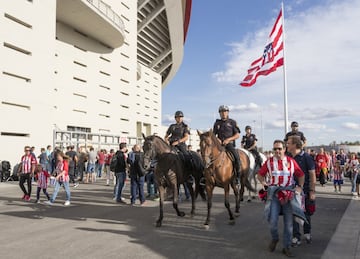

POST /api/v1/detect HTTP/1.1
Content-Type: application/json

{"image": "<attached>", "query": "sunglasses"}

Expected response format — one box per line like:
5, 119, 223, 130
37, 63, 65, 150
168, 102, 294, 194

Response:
273, 147, 283, 151
25, 149, 30, 152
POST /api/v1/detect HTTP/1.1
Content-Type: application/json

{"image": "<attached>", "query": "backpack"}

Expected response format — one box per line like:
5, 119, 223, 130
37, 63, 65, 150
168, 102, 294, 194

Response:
109, 153, 118, 172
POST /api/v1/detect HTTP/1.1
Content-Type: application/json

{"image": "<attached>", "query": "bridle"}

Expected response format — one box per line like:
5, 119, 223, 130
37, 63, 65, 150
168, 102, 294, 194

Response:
200, 136, 223, 169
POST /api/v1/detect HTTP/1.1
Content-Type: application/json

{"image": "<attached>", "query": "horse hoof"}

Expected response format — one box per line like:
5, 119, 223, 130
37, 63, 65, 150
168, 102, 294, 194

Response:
247, 199, 252, 203
156, 221, 162, 227
240, 198, 244, 202
229, 219, 235, 225
179, 212, 185, 217
203, 224, 210, 230
234, 211, 240, 217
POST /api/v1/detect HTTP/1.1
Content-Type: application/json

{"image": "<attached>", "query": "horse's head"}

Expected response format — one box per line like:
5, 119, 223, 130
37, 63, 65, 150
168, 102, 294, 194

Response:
142, 134, 156, 170
197, 129, 221, 168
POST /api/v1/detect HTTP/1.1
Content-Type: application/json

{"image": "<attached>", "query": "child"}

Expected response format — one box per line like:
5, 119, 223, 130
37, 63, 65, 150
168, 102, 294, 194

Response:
44, 152, 71, 206
333, 161, 343, 193
34, 164, 51, 203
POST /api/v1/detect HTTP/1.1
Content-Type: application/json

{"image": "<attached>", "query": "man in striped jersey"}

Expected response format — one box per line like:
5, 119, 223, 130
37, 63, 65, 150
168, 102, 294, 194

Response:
18, 146, 37, 201
258, 140, 304, 257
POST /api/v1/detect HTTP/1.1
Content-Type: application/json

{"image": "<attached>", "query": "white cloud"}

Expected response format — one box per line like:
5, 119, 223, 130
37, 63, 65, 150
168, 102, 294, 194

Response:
342, 122, 360, 130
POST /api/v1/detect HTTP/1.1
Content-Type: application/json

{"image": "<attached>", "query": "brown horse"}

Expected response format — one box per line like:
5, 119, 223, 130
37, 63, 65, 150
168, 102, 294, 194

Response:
197, 129, 255, 228
142, 134, 205, 227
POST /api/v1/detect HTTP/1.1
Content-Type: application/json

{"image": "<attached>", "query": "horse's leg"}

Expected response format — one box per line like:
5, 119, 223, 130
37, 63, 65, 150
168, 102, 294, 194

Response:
239, 174, 245, 202
172, 181, 185, 217
204, 184, 214, 229
231, 181, 240, 214
186, 181, 196, 216
156, 186, 166, 227
224, 184, 235, 225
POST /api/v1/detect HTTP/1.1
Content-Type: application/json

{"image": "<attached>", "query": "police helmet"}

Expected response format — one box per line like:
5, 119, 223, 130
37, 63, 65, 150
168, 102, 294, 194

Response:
218, 105, 229, 112
291, 121, 299, 127
174, 110, 184, 117
245, 125, 252, 130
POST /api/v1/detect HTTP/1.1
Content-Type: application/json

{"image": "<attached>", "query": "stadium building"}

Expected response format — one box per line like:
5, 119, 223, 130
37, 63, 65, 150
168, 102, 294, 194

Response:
0, 0, 192, 166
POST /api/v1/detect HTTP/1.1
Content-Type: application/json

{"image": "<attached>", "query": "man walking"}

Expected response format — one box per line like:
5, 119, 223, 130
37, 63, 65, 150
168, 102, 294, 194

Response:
287, 136, 316, 245
258, 140, 305, 257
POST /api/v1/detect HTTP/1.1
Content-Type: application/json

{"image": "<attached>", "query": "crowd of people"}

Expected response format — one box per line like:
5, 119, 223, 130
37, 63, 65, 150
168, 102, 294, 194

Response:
13, 105, 360, 258
16, 143, 161, 206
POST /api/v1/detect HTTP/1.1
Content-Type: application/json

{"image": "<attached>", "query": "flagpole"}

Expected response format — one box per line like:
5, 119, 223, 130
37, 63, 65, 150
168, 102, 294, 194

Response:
281, 1, 289, 135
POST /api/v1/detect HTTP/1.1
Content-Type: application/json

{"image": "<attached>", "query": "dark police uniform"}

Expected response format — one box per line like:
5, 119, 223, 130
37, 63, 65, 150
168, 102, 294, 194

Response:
241, 134, 257, 149
241, 134, 262, 165
213, 118, 241, 174
166, 122, 190, 153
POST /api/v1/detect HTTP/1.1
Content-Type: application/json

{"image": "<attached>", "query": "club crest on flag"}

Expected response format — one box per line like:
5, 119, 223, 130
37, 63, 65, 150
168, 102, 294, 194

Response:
262, 43, 274, 66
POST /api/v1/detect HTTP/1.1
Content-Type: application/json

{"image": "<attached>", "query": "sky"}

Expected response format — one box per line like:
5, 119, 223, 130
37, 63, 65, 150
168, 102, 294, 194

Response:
162, 0, 360, 151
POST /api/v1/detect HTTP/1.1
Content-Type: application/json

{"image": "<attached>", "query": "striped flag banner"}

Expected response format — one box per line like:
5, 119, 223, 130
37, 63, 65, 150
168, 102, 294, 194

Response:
240, 9, 284, 87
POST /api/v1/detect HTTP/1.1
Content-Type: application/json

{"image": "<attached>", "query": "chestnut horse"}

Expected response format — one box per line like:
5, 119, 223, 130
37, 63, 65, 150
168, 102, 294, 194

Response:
197, 129, 255, 228
142, 134, 205, 227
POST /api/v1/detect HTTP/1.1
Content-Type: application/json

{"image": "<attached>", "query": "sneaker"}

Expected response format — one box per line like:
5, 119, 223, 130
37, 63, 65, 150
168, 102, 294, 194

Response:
24, 195, 31, 202
153, 197, 160, 201
116, 200, 127, 204
291, 237, 301, 247
34, 199, 40, 204
304, 234, 312, 244
73, 183, 79, 188
268, 239, 278, 252
282, 247, 294, 257
352, 192, 358, 196
121, 197, 126, 202
44, 200, 53, 205
21, 194, 26, 200
64, 200, 71, 206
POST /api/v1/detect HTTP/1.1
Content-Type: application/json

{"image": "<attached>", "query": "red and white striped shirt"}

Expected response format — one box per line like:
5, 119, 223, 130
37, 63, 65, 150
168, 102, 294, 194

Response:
37, 170, 50, 189
21, 154, 37, 174
55, 160, 70, 182
258, 156, 304, 187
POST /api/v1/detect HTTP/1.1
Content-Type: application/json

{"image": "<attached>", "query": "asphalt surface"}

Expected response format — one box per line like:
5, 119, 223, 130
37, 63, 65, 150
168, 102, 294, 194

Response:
0, 178, 358, 259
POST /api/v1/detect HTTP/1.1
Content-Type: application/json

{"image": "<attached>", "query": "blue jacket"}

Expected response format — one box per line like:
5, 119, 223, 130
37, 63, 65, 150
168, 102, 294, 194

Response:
264, 185, 308, 224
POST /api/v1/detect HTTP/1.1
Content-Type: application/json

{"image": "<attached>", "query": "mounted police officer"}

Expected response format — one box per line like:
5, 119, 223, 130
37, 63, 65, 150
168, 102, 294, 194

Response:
213, 105, 241, 184
241, 125, 263, 167
164, 110, 189, 153
165, 111, 196, 185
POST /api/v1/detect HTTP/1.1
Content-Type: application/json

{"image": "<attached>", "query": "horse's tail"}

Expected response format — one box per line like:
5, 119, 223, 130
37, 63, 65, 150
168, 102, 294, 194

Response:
244, 177, 256, 193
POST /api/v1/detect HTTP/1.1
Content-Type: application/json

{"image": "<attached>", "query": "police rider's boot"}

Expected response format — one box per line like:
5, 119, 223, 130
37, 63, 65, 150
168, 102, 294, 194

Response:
187, 175, 194, 184
199, 177, 206, 186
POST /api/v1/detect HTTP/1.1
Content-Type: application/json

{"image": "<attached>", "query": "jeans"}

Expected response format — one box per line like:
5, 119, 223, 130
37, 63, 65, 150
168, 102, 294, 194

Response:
293, 195, 312, 239
130, 175, 145, 204
179, 184, 190, 200
269, 196, 293, 248
50, 181, 71, 203
97, 163, 104, 178
351, 172, 358, 193
87, 163, 95, 174
19, 173, 32, 196
146, 171, 157, 196
114, 172, 126, 201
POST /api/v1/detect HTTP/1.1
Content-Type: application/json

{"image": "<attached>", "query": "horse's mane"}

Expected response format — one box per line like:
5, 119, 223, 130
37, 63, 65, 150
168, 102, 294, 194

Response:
202, 131, 225, 151
146, 135, 171, 149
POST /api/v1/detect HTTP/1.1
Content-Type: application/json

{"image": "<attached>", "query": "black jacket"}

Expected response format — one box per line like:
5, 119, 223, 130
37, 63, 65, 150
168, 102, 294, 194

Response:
114, 151, 126, 173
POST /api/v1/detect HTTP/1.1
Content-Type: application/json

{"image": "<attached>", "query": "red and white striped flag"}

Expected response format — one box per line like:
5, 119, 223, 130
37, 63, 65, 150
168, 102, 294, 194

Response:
240, 9, 284, 87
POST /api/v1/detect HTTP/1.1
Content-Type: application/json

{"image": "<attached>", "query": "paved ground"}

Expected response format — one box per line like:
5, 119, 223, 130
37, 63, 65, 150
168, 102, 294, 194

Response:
0, 178, 359, 259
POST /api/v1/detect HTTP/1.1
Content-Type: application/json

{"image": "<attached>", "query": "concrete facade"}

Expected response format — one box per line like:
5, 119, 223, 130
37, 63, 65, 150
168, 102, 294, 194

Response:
0, 0, 189, 166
